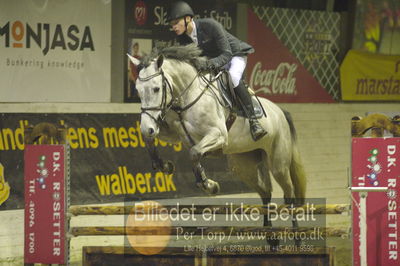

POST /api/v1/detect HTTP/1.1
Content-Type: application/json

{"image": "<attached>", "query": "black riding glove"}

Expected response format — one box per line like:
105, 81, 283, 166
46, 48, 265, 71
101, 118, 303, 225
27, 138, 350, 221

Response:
197, 59, 216, 72
208, 63, 216, 71
198, 61, 209, 71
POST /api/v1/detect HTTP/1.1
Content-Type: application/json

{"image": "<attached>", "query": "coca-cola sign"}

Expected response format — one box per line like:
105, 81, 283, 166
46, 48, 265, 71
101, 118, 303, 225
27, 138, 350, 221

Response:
247, 9, 334, 103
250, 62, 297, 95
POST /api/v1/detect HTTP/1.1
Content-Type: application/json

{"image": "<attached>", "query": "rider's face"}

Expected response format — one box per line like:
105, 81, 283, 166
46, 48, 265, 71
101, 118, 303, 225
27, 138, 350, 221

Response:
170, 17, 190, 35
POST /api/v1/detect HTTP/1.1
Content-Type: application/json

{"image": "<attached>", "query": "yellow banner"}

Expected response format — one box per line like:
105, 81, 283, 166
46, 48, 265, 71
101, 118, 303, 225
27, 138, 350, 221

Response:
340, 50, 400, 101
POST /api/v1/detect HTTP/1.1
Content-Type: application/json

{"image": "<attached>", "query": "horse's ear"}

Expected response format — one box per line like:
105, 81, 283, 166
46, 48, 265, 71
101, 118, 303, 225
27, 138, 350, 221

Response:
127, 53, 140, 66
157, 54, 164, 69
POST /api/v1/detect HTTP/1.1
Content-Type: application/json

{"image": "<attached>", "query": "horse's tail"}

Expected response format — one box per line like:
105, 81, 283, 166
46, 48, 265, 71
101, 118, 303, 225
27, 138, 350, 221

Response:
283, 110, 307, 204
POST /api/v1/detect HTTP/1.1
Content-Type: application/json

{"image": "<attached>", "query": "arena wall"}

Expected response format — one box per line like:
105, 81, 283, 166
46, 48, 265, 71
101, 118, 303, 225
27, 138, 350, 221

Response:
0, 102, 399, 265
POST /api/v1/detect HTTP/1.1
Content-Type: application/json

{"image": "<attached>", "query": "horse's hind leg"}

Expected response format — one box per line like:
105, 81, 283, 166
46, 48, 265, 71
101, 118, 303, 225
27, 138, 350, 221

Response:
270, 165, 298, 205
256, 153, 273, 227
228, 151, 281, 249
227, 151, 273, 226
270, 158, 302, 245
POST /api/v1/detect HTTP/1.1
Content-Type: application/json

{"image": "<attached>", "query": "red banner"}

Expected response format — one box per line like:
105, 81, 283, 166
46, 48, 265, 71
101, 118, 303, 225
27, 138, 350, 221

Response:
246, 9, 334, 103
24, 145, 67, 264
352, 138, 400, 265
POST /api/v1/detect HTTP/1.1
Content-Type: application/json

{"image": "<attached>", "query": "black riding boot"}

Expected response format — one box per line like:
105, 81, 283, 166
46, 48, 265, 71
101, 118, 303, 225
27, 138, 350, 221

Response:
234, 81, 268, 141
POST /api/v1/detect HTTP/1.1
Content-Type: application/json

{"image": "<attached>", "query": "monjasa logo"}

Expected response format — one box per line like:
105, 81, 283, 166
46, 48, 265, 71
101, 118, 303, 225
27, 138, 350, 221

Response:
0, 21, 95, 56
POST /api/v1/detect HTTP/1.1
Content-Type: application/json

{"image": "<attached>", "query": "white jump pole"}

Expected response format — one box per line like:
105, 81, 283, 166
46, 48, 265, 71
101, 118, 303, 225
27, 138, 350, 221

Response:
349, 186, 388, 266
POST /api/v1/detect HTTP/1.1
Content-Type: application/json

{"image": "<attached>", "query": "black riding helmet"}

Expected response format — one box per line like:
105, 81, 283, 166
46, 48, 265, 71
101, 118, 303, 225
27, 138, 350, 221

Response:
167, 1, 194, 22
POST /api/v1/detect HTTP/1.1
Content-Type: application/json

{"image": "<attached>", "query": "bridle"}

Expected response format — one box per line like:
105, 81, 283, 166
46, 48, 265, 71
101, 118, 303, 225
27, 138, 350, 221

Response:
138, 66, 211, 145
138, 66, 209, 122
138, 69, 173, 126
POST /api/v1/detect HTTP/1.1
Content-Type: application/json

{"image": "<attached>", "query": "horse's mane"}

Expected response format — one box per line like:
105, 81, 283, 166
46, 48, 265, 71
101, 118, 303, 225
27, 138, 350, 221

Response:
140, 44, 206, 70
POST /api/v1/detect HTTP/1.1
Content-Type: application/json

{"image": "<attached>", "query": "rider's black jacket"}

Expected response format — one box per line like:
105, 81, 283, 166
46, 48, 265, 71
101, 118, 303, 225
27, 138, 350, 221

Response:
176, 18, 254, 69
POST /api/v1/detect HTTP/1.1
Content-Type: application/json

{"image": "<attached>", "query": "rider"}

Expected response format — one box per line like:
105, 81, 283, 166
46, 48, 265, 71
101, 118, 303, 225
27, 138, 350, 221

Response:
167, 1, 267, 141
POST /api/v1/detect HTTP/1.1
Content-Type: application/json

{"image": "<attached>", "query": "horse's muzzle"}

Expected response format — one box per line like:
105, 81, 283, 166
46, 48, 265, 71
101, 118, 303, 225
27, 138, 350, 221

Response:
148, 128, 155, 137
141, 123, 160, 139
141, 126, 157, 139
140, 111, 161, 139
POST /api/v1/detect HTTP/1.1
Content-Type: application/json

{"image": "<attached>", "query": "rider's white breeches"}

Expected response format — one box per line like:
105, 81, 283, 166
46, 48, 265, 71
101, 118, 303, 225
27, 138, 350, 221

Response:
225, 56, 247, 87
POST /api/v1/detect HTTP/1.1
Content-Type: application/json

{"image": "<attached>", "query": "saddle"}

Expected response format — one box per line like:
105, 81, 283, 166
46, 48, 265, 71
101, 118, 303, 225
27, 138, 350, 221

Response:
212, 70, 265, 119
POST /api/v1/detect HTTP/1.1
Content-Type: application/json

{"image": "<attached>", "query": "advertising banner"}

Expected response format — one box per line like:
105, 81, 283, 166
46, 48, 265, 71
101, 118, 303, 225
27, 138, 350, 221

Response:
125, 0, 237, 102
352, 138, 400, 265
0, 113, 247, 211
352, 0, 400, 55
341, 50, 400, 101
246, 9, 334, 103
24, 145, 67, 264
0, 0, 111, 102
125, 0, 236, 47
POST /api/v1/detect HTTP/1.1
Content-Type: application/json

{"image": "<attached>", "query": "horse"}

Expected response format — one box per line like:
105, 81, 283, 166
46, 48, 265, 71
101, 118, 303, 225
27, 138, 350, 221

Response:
128, 44, 306, 221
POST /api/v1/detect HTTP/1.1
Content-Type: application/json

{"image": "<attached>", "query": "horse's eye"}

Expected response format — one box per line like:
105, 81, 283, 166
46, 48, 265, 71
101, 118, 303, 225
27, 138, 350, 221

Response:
153, 87, 160, 93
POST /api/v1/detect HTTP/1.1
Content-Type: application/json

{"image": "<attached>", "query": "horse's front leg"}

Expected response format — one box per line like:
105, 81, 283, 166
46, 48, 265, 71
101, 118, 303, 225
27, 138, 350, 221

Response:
190, 128, 227, 195
192, 162, 220, 195
144, 138, 175, 174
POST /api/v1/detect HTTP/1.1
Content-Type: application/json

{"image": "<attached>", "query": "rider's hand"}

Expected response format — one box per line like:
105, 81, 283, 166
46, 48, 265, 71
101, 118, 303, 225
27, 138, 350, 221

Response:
201, 63, 216, 72
208, 63, 216, 71
198, 60, 209, 72
196, 58, 216, 72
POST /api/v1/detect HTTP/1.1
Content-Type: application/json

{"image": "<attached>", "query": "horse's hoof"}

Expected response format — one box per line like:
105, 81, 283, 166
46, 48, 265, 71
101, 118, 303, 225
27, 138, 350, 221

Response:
212, 181, 220, 194
197, 180, 220, 195
163, 161, 175, 175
